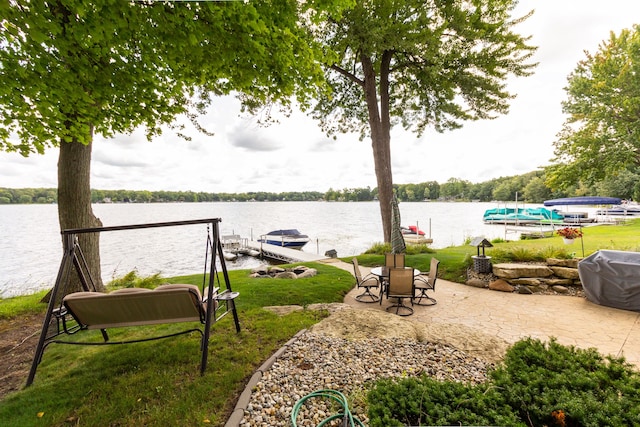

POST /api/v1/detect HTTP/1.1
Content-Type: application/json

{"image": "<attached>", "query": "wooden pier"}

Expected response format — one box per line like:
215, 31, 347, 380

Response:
222, 234, 328, 263
244, 241, 328, 263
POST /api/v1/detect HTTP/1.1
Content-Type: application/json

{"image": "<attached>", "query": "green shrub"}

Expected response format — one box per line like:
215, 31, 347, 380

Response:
367, 338, 640, 427
364, 242, 391, 254
107, 271, 165, 289
536, 245, 574, 260
405, 244, 435, 255
364, 242, 434, 255
367, 376, 522, 427
491, 338, 640, 426
489, 246, 572, 263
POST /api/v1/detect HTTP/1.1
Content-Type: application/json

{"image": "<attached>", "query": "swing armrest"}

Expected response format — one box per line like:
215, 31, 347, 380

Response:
201, 286, 220, 303
215, 289, 239, 300
209, 289, 239, 324
52, 306, 82, 335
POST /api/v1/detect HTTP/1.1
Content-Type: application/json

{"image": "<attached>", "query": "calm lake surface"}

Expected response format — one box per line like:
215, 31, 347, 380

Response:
1, 201, 542, 298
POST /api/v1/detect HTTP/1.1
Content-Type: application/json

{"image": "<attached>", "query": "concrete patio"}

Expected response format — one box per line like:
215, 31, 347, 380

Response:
326, 259, 640, 368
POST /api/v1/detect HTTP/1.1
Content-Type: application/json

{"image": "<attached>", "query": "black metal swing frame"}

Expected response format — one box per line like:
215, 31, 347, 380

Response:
26, 218, 240, 387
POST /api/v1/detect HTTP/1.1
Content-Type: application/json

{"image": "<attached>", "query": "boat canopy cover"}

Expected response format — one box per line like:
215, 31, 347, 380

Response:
266, 229, 303, 236
543, 196, 621, 206
482, 207, 563, 221
578, 250, 640, 312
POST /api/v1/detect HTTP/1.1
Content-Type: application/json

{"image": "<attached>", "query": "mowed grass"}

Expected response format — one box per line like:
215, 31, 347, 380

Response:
1, 218, 639, 426
355, 217, 640, 282
485, 218, 640, 257
0, 262, 354, 427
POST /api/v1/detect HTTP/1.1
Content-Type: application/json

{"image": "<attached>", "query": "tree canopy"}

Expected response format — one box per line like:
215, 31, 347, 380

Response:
0, 0, 335, 291
547, 25, 640, 192
0, 0, 326, 155
305, 0, 537, 242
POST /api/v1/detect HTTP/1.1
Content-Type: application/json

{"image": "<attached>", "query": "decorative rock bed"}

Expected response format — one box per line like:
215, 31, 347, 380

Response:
249, 265, 318, 279
466, 258, 584, 296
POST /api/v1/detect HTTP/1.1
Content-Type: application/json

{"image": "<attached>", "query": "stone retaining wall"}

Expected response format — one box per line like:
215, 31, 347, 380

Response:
467, 258, 583, 295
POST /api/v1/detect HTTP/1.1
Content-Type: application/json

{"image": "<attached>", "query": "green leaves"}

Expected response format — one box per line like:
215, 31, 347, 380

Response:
368, 338, 640, 426
308, 0, 537, 139
0, 0, 333, 154
549, 25, 640, 190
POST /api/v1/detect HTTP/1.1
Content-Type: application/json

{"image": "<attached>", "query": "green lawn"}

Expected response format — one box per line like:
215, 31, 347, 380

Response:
0, 263, 354, 427
355, 218, 640, 282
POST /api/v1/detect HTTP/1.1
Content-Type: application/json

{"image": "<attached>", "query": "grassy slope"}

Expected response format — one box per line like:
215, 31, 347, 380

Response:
0, 263, 354, 427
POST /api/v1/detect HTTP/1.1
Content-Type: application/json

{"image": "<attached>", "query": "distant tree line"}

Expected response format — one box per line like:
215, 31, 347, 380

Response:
0, 188, 58, 204
3, 167, 639, 205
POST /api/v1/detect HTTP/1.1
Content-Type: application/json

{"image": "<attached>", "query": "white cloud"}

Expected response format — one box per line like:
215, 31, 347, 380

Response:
2, 1, 639, 193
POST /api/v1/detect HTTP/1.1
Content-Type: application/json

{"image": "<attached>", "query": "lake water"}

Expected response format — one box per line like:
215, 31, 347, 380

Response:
0, 201, 544, 298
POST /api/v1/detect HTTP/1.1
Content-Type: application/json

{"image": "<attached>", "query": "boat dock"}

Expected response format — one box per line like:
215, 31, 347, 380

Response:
222, 234, 328, 264
245, 241, 328, 263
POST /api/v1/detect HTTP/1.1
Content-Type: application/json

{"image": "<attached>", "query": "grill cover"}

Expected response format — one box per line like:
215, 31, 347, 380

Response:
578, 250, 640, 312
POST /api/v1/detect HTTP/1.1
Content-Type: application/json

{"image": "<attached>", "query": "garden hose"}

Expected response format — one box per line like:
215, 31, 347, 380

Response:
291, 389, 365, 427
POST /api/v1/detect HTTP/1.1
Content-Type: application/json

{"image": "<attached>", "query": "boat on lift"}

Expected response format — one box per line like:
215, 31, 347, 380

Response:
544, 196, 623, 221
482, 207, 564, 225
257, 229, 311, 249
595, 200, 640, 216
401, 225, 425, 235
401, 224, 433, 244
543, 196, 621, 207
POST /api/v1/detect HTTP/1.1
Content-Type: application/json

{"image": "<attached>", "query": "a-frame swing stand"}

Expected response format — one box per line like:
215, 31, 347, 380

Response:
26, 218, 240, 387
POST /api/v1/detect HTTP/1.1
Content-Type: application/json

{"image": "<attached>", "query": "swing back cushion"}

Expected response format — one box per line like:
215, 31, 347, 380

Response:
63, 284, 209, 330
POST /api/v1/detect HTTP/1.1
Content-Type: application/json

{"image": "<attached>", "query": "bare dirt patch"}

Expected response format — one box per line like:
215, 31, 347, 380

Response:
0, 313, 43, 399
308, 306, 509, 364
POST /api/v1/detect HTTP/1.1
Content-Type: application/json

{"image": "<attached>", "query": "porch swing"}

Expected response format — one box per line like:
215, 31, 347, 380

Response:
26, 218, 240, 387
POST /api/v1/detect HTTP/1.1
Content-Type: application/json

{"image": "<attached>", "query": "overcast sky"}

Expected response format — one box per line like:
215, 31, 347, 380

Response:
2, 1, 640, 194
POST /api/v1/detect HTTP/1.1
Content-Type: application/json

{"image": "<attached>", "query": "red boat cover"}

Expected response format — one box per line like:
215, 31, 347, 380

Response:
408, 225, 425, 235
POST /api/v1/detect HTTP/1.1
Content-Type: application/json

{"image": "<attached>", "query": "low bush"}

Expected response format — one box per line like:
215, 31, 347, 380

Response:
367, 376, 522, 427
363, 242, 434, 255
493, 338, 640, 426
108, 270, 165, 289
367, 338, 640, 426
363, 242, 392, 254
489, 245, 573, 263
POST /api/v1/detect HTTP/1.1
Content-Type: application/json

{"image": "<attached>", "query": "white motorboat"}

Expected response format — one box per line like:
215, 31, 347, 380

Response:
258, 229, 311, 249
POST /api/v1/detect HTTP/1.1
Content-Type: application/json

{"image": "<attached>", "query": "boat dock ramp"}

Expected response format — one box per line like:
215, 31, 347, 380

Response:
221, 235, 328, 264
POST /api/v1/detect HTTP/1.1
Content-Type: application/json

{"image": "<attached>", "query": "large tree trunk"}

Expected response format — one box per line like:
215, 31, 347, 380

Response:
362, 53, 393, 243
57, 132, 104, 295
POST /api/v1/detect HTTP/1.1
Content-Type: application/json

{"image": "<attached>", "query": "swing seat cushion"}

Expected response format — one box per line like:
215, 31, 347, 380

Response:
63, 284, 206, 330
